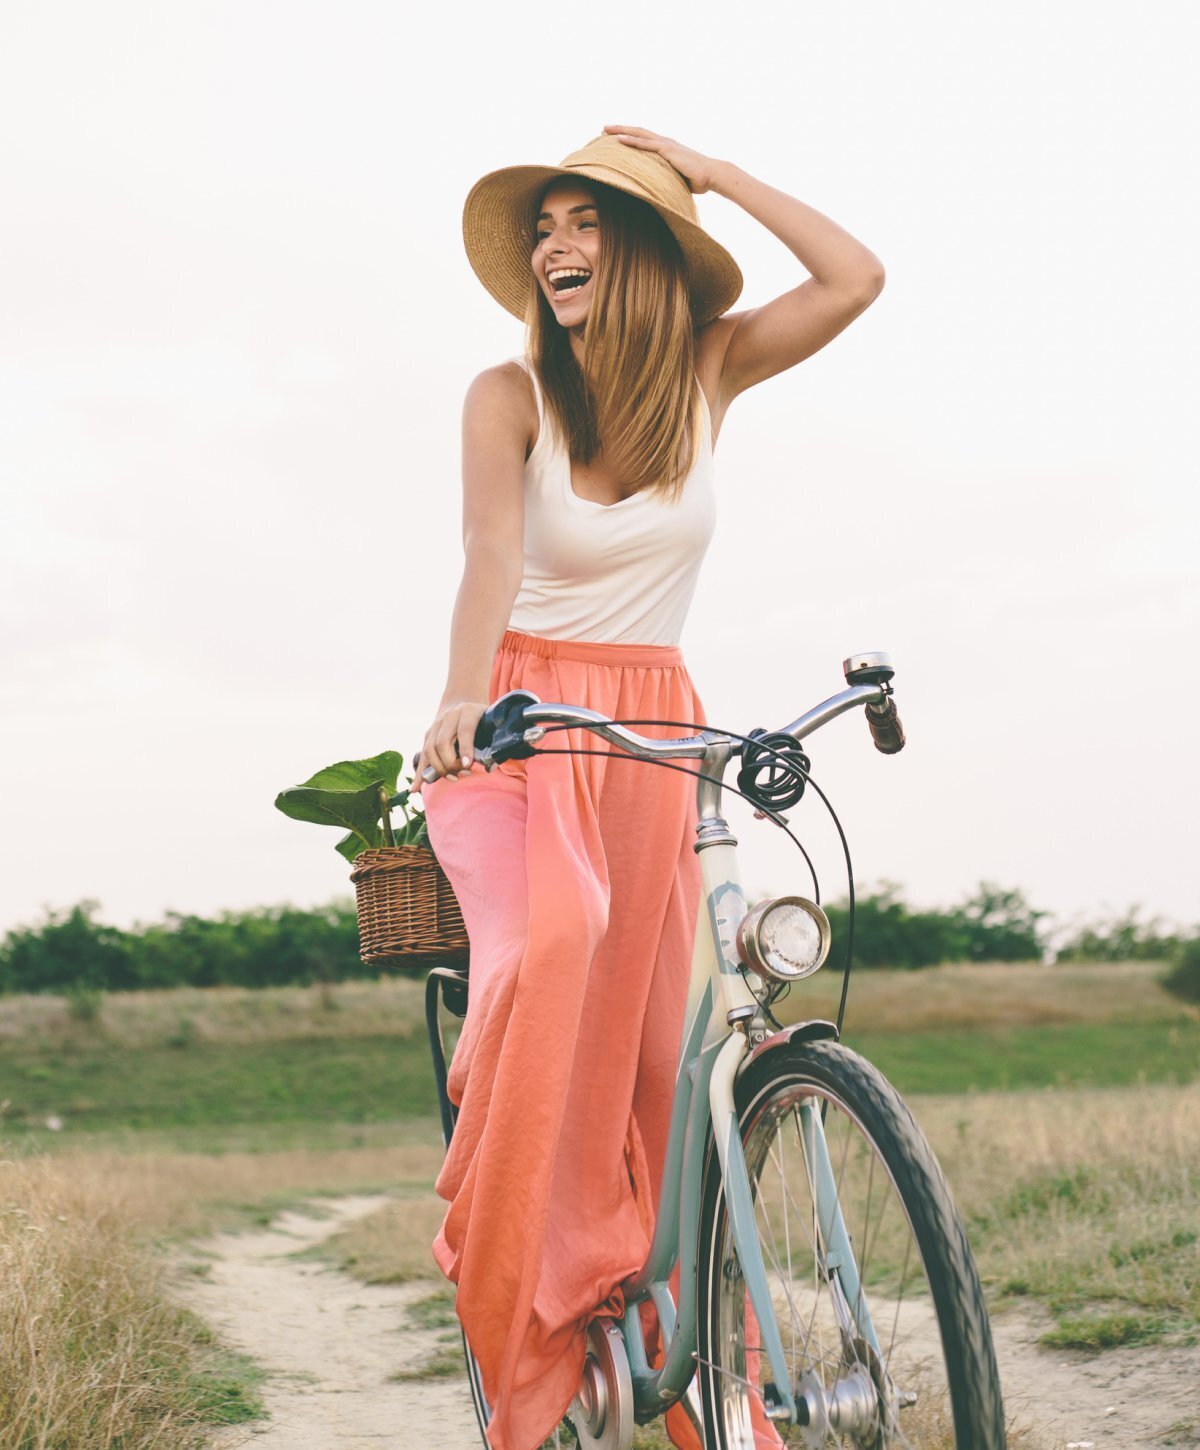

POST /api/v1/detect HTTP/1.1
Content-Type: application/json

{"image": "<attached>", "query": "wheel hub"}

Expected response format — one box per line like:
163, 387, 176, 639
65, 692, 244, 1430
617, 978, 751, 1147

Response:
828, 1361, 882, 1448
793, 1344, 884, 1449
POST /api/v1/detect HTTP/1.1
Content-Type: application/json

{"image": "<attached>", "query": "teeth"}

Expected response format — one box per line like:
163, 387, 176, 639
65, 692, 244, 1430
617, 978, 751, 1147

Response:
548, 267, 592, 286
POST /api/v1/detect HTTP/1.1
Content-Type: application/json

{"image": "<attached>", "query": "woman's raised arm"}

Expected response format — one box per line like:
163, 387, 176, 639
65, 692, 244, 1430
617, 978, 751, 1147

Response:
604, 125, 885, 410
415, 362, 531, 786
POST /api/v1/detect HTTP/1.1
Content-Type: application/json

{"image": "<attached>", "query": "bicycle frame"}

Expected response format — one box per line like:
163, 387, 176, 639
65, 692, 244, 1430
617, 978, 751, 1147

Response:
599, 681, 892, 1427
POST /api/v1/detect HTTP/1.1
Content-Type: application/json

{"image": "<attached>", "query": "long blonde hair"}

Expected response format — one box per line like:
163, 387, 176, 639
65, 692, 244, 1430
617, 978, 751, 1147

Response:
524, 181, 703, 503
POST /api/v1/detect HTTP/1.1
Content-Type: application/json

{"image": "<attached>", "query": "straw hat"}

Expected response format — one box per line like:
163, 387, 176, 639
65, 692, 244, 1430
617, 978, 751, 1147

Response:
462, 133, 743, 326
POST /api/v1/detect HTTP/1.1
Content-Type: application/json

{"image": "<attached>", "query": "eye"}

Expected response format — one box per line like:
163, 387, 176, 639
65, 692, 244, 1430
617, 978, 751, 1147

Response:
534, 217, 597, 244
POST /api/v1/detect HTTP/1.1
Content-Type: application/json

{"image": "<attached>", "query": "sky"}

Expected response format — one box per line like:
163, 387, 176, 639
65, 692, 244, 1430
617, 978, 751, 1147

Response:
2, 0, 1197, 943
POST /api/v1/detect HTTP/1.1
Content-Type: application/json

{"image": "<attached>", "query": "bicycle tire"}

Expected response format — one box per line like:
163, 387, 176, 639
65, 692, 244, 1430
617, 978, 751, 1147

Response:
696, 1038, 1005, 1449
462, 1329, 491, 1447
461, 1326, 614, 1450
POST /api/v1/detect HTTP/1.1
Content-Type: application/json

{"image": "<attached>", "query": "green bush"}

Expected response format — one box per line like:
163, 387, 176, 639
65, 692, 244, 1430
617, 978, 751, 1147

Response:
0, 902, 135, 995
1161, 937, 1200, 1003
1056, 906, 1184, 963
0, 901, 363, 996
1, 887, 1181, 994
823, 882, 1046, 969
948, 883, 1047, 962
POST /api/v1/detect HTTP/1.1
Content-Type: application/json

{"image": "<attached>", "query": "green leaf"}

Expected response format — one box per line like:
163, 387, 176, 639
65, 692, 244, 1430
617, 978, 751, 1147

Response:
274, 780, 388, 858
336, 830, 367, 864
298, 752, 403, 796
395, 814, 431, 848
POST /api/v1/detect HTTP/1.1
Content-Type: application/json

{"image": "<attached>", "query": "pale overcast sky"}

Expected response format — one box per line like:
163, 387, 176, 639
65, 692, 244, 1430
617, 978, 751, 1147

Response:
2, 1, 1197, 940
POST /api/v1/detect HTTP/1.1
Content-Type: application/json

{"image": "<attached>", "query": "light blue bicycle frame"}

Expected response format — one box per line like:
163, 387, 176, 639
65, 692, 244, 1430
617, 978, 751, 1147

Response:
581, 696, 892, 1428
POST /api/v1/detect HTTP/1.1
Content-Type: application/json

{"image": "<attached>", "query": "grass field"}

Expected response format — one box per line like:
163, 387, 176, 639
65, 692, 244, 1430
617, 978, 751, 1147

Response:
4, 1016, 1196, 1138
1, 962, 1195, 1140
0, 960, 1196, 1446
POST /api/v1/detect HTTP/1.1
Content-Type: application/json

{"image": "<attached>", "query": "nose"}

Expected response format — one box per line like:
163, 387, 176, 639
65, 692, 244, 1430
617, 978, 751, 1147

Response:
536, 219, 571, 257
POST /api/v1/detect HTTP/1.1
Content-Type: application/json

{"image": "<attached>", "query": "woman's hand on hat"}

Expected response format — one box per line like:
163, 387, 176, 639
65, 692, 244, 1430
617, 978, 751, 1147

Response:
603, 124, 719, 195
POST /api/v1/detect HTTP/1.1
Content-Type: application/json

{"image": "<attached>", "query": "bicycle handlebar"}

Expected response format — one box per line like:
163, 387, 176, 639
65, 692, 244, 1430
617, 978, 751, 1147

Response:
418, 652, 905, 783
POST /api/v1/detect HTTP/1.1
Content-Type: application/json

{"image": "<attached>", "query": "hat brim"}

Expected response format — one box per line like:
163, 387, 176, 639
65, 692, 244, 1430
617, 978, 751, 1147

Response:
462, 163, 743, 327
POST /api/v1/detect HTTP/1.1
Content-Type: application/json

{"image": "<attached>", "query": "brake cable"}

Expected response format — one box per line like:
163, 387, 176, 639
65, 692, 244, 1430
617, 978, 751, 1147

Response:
515, 717, 859, 1038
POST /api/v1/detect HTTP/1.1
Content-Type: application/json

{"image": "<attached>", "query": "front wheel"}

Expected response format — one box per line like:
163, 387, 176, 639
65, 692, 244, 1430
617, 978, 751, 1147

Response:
696, 1039, 1005, 1448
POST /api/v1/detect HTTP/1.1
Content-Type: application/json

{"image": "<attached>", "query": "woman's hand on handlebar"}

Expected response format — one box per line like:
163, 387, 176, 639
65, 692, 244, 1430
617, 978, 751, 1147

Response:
412, 699, 488, 790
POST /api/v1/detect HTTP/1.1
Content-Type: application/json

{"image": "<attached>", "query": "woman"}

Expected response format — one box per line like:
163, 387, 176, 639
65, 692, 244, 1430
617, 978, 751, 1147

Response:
415, 125, 884, 1450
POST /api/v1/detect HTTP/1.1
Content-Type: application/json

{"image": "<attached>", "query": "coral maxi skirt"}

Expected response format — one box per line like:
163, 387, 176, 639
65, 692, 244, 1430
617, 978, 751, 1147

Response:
421, 628, 709, 1450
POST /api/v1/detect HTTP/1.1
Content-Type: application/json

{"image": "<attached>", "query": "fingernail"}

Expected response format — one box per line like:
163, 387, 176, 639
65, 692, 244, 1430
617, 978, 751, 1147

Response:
462, 756, 472, 767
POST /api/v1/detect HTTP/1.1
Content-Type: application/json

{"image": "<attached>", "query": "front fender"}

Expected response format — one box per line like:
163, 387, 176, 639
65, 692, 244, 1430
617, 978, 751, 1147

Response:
739, 1018, 839, 1078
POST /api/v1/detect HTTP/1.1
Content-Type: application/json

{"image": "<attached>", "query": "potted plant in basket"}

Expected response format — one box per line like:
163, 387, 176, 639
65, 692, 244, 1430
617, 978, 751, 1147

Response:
274, 751, 467, 968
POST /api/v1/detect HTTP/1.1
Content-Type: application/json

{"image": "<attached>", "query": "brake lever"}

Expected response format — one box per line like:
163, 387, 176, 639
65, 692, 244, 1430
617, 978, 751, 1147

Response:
420, 688, 542, 783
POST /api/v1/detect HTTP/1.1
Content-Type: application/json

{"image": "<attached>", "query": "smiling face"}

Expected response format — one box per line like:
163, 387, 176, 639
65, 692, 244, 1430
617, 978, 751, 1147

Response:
531, 180, 601, 330
524, 178, 699, 498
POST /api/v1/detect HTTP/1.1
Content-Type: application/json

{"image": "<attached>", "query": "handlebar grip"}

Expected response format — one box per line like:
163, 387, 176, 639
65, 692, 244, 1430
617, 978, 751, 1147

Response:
865, 696, 906, 755
474, 689, 541, 759
419, 689, 543, 784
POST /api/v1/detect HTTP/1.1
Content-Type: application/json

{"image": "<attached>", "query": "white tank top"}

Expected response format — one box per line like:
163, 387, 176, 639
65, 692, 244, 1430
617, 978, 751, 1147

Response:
505, 356, 717, 646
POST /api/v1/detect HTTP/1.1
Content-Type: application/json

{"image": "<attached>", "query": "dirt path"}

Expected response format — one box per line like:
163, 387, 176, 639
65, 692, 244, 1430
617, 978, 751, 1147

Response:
178, 1196, 1197, 1449
178, 1196, 480, 1449
989, 1306, 1197, 1449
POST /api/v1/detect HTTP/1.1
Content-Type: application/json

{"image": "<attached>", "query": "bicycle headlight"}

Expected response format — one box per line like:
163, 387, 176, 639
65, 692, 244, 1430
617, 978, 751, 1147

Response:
736, 895, 832, 983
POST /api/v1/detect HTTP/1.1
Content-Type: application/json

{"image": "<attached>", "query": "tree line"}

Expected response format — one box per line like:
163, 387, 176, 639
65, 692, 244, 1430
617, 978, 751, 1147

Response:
1, 886, 1196, 999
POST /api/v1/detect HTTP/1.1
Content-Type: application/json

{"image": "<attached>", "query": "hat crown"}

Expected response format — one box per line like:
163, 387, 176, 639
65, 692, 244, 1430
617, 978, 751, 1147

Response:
556, 134, 699, 224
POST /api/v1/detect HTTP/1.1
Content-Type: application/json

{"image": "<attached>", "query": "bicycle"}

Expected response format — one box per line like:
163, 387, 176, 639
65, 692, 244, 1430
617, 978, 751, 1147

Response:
422, 651, 1005, 1449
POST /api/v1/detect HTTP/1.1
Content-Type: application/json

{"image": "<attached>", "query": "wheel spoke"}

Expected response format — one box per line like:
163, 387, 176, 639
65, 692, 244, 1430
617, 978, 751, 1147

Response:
753, 1179, 844, 1379
885, 1235, 912, 1375
768, 1126, 821, 1265
790, 1107, 831, 1395
768, 1120, 833, 1380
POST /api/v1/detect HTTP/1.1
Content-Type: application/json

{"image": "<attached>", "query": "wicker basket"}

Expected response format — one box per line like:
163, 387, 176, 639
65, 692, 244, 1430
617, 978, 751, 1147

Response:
349, 845, 469, 969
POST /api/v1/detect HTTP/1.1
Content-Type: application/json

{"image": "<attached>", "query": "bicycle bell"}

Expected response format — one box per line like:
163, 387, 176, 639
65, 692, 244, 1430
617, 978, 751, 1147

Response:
842, 650, 895, 687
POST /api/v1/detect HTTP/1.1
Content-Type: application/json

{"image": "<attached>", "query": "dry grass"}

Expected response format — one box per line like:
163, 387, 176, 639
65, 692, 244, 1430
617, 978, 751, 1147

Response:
1, 1131, 445, 1242
917, 1082, 1200, 1340
0, 976, 427, 1051
781, 958, 1190, 1033
325, 1084, 1200, 1351
0, 1156, 240, 1448
0, 1129, 445, 1447
315, 1193, 449, 1284
1, 960, 1186, 1059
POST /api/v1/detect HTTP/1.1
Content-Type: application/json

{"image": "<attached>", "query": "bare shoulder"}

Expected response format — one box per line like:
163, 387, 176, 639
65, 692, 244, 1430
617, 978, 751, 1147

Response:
464, 360, 538, 454
460, 362, 532, 535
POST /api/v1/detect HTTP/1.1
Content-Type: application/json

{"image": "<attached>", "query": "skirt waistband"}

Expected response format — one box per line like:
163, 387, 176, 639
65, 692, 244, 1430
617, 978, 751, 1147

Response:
499, 628, 685, 669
